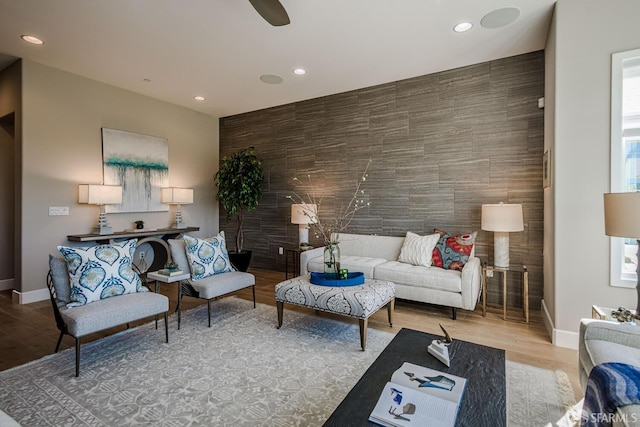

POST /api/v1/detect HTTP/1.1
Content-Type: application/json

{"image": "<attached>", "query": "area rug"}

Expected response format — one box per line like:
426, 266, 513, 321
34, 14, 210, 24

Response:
0, 297, 577, 426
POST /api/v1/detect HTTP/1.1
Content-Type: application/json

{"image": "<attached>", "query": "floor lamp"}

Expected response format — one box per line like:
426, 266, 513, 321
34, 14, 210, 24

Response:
291, 203, 317, 249
481, 203, 524, 268
604, 192, 640, 314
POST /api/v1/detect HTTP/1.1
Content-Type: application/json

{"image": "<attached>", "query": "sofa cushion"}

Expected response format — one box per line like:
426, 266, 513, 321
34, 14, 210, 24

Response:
374, 261, 462, 293
432, 229, 476, 271
398, 232, 440, 268
306, 255, 387, 279
58, 239, 144, 308
183, 232, 234, 280
582, 339, 640, 375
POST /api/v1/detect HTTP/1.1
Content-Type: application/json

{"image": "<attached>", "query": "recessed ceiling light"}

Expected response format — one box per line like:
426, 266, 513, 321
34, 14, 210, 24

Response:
293, 68, 306, 75
194, 96, 206, 101
260, 74, 284, 84
453, 22, 473, 33
21, 34, 44, 45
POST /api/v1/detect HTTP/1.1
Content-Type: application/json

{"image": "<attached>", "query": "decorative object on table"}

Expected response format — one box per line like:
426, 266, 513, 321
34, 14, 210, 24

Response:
287, 159, 372, 278
309, 271, 365, 287
604, 192, 640, 315
610, 306, 636, 323
481, 202, 524, 268
428, 324, 453, 367
161, 187, 193, 229
291, 203, 317, 249
134, 220, 144, 229
158, 262, 182, 276
340, 269, 349, 279
78, 184, 123, 235
101, 128, 169, 213
214, 147, 264, 271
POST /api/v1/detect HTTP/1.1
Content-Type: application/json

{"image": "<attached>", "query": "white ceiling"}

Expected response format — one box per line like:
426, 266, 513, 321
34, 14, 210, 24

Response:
0, 0, 555, 118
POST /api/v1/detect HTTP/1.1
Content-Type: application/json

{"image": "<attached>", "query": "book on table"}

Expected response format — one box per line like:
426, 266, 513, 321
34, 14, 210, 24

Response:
369, 362, 467, 427
157, 269, 184, 276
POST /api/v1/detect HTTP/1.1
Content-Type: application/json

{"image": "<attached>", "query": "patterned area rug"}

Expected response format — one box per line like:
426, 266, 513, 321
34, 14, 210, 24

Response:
0, 297, 576, 426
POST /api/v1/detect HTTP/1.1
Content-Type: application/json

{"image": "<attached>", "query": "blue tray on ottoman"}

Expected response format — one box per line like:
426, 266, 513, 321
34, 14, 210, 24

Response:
310, 271, 365, 287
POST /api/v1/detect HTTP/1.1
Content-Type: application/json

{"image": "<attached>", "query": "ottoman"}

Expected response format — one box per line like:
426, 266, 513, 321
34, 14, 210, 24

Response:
275, 275, 396, 350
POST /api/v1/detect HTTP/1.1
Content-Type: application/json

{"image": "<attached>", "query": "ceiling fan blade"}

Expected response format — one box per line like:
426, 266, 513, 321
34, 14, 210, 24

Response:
248, 0, 290, 26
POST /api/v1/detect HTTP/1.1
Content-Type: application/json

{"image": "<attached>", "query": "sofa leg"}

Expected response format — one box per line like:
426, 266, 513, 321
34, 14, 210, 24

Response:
55, 331, 64, 353
451, 307, 457, 320
208, 299, 212, 327
75, 337, 81, 377
359, 318, 368, 351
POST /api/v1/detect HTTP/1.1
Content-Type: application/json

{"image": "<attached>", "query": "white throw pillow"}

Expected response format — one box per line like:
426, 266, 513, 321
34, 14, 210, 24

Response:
398, 232, 440, 268
183, 232, 234, 280
58, 239, 145, 308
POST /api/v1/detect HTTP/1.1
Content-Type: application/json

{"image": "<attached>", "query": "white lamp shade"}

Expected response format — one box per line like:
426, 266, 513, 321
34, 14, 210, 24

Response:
161, 187, 194, 204
291, 204, 317, 224
78, 184, 122, 205
481, 203, 524, 232
604, 192, 640, 238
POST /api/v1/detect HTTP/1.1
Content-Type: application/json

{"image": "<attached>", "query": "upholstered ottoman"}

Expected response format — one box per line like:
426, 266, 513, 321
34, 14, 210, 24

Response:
275, 275, 395, 350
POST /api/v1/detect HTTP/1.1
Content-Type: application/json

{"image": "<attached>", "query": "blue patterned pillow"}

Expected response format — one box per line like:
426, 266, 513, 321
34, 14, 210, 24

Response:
58, 239, 146, 308
183, 232, 234, 280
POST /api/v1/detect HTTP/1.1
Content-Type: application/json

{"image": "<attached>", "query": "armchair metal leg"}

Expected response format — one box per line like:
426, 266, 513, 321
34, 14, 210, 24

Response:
55, 331, 64, 353
75, 337, 81, 377
164, 312, 169, 343
208, 299, 212, 327
252, 285, 256, 308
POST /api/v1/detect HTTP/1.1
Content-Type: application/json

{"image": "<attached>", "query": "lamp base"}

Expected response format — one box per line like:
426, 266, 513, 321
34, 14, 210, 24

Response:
494, 232, 510, 268
93, 225, 113, 235
298, 225, 309, 248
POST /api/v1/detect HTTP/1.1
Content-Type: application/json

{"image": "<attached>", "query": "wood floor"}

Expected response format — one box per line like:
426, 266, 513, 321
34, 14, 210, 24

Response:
0, 268, 582, 398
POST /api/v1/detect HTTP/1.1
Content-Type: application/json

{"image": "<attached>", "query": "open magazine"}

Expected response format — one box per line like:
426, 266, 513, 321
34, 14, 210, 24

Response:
369, 362, 467, 427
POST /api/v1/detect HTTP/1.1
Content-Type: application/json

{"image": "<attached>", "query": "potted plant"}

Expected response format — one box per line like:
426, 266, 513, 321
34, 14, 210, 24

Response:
214, 146, 264, 271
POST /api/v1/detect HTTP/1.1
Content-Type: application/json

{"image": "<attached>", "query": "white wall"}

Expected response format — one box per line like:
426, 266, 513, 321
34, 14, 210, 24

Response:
548, 0, 640, 345
20, 60, 219, 294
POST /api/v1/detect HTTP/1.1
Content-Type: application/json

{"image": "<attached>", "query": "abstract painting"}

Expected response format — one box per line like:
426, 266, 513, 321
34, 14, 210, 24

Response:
102, 128, 169, 213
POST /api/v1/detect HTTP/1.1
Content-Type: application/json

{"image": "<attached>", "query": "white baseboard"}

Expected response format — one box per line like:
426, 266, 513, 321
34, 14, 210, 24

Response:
0, 278, 15, 291
541, 299, 579, 350
12, 288, 49, 305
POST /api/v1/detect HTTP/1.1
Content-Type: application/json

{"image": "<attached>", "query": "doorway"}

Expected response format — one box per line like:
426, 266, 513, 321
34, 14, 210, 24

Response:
0, 112, 16, 291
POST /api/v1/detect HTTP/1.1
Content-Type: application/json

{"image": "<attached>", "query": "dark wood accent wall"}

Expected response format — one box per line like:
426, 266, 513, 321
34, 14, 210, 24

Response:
219, 51, 544, 309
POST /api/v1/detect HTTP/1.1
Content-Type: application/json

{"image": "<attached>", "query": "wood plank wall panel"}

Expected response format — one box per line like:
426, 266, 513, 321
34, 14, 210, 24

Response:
219, 51, 544, 309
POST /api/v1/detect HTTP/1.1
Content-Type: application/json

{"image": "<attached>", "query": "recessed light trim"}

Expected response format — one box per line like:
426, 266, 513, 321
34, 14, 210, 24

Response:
453, 22, 473, 33
293, 68, 306, 75
194, 96, 206, 101
21, 34, 44, 45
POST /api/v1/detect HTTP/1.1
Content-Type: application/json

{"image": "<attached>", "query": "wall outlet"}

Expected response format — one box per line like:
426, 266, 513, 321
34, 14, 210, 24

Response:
49, 206, 69, 216
486, 270, 493, 278
278, 247, 284, 255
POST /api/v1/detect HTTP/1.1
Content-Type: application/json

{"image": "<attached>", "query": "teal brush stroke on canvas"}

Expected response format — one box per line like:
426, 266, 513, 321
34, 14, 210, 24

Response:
105, 157, 168, 171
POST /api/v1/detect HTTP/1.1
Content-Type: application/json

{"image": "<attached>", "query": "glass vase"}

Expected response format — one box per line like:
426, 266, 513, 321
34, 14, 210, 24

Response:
324, 242, 341, 279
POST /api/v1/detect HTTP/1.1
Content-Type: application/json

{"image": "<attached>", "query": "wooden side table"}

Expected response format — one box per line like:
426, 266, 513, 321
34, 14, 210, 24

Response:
285, 248, 302, 279
482, 265, 529, 323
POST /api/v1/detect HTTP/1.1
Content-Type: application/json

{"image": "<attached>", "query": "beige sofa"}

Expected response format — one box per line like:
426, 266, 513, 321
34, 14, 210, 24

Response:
300, 233, 481, 319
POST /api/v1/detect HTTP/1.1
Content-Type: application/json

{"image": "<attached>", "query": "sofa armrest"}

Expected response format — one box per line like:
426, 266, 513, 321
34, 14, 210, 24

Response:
460, 257, 481, 310
300, 247, 324, 275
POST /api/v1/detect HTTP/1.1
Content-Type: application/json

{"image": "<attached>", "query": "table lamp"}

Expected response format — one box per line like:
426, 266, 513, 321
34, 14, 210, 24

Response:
481, 202, 524, 268
78, 184, 123, 235
291, 203, 317, 249
162, 187, 193, 229
604, 192, 640, 314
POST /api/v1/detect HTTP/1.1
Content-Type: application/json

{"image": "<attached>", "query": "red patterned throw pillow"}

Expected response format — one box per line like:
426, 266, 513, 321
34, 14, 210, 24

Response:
432, 228, 476, 271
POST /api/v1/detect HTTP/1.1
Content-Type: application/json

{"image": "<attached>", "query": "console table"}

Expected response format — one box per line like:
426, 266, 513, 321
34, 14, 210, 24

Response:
68, 226, 199, 274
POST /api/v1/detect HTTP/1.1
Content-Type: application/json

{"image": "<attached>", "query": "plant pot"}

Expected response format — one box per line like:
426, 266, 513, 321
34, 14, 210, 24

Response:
229, 250, 252, 272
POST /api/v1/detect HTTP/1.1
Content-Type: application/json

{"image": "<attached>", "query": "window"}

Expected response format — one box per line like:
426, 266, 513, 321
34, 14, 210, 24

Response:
611, 48, 640, 287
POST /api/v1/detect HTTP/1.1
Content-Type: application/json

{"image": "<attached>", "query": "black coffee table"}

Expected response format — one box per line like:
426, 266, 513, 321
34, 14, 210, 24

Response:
323, 328, 506, 426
